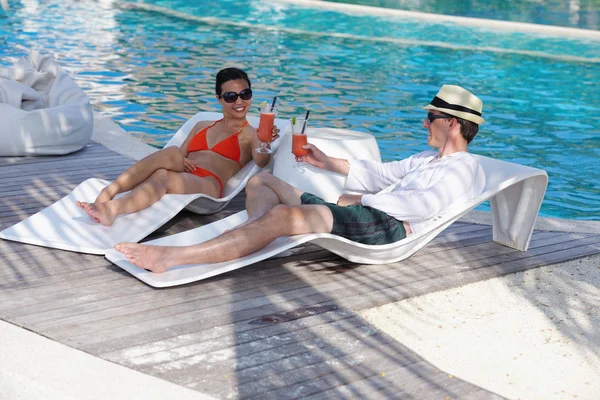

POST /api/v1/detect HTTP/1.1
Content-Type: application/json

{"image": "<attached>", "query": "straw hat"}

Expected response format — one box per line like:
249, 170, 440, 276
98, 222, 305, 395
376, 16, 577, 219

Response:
423, 85, 485, 125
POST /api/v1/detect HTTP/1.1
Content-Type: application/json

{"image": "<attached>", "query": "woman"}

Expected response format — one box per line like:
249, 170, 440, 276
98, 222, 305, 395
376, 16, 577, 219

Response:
77, 67, 279, 226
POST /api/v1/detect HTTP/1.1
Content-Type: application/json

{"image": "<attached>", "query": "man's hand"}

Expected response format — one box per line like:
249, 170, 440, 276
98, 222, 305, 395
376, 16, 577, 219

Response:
337, 194, 363, 207
304, 143, 351, 175
304, 143, 329, 169
183, 157, 197, 173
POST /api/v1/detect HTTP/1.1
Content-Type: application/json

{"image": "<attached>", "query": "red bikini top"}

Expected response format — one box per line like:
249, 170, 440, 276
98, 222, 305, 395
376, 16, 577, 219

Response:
187, 119, 247, 166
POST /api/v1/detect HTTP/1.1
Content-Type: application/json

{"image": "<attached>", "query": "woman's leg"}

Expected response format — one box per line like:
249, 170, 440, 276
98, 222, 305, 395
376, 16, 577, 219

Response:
96, 146, 185, 203
80, 169, 220, 226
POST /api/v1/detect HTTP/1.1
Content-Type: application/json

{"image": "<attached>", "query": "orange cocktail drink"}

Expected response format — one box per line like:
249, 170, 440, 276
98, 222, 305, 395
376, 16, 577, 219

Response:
257, 111, 275, 143
256, 105, 277, 154
290, 117, 308, 163
292, 134, 308, 161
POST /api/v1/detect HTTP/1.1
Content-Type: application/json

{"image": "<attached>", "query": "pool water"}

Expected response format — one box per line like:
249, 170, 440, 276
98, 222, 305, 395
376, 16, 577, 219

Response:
324, 0, 600, 30
1, 0, 599, 220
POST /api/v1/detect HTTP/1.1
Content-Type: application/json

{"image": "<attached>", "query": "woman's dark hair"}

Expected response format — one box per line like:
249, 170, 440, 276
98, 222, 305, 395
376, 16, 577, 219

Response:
215, 67, 251, 96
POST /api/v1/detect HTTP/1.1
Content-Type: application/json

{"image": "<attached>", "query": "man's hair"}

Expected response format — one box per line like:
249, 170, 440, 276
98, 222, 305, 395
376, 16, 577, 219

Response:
215, 67, 251, 96
455, 117, 479, 144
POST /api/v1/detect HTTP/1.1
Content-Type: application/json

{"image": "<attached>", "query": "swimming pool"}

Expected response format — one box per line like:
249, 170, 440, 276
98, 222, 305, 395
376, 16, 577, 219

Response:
1, 0, 599, 220
324, 0, 600, 30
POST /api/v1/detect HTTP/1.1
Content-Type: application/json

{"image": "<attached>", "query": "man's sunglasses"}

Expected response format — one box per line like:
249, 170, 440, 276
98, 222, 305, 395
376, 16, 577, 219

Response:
219, 88, 253, 103
427, 112, 453, 123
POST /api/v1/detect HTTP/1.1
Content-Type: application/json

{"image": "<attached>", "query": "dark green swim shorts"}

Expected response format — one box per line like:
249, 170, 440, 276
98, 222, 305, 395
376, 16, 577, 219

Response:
300, 192, 407, 245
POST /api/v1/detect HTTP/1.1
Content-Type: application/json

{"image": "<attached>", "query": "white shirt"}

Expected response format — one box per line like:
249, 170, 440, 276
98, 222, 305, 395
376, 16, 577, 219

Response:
344, 150, 486, 234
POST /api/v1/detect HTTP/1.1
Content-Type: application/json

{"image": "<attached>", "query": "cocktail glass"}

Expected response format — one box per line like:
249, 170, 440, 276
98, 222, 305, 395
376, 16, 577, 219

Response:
291, 117, 308, 167
256, 105, 277, 155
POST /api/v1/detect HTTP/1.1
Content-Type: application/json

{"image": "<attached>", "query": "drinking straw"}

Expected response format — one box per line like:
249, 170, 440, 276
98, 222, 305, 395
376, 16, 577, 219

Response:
301, 110, 310, 133
270, 96, 278, 108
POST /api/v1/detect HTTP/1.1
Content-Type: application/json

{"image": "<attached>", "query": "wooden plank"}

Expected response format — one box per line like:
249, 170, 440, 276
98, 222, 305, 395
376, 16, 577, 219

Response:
0, 248, 327, 318
37, 268, 334, 339
0, 268, 122, 297
40, 232, 595, 346
142, 315, 376, 380
180, 330, 413, 398
19, 232, 573, 338
99, 307, 357, 363
98, 306, 357, 372
0, 167, 132, 193
0, 156, 133, 178
241, 361, 484, 400
215, 332, 418, 396
305, 361, 502, 400
0, 143, 127, 165
0, 167, 127, 194
340, 241, 600, 312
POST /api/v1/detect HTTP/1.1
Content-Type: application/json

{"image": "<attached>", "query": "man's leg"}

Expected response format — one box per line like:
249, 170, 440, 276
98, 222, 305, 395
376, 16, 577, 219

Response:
116, 203, 334, 273
245, 171, 304, 221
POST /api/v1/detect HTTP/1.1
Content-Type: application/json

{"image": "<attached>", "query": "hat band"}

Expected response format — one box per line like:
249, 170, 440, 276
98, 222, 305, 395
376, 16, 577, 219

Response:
430, 96, 482, 117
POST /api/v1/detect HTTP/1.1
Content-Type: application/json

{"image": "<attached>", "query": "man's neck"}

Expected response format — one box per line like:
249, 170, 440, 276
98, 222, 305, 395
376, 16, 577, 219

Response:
437, 142, 468, 157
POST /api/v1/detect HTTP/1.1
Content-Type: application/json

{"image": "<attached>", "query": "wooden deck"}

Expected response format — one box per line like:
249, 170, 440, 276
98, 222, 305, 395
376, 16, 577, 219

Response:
2, 143, 599, 399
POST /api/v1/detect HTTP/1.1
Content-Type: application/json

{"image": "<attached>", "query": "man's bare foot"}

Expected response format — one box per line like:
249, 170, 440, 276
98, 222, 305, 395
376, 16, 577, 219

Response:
115, 243, 175, 273
76, 201, 116, 226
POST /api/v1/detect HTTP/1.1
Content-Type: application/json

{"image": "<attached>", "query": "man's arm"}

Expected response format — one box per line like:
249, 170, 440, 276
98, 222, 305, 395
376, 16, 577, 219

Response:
304, 143, 361, 205
304, 143, 350, 175
361, 157, 481, 222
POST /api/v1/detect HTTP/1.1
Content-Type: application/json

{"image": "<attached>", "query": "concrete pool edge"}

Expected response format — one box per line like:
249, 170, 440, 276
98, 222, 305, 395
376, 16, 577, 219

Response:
0, 320, 216, 400
271, 0, 600, 40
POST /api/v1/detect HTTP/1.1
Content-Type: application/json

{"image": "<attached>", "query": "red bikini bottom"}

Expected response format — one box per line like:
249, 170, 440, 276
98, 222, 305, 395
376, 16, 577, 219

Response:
189, 167, 223, 197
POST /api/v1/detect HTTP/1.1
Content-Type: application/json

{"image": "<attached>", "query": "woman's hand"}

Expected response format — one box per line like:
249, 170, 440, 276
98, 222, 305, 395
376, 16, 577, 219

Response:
183, 157, 197, 173
270, 125, 281, 143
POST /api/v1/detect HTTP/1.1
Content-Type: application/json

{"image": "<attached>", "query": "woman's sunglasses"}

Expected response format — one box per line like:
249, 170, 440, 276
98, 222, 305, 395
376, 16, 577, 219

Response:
219, 88, 253, 103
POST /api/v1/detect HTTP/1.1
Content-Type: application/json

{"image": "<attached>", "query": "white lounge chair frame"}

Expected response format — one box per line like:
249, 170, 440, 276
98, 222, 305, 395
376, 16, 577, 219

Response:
105, 154, 548, 287
0, 112, 289, 254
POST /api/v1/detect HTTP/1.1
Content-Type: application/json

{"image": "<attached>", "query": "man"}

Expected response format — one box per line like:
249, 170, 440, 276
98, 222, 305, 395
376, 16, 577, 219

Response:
116, 85, 486, 273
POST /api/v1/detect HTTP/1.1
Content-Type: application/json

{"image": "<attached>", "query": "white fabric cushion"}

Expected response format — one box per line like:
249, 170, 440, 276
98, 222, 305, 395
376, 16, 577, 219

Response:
0, 49, 93, 156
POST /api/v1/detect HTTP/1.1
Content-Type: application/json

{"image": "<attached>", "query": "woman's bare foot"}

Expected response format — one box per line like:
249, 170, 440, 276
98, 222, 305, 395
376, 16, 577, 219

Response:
95, 185, 120, 203
76, 201, 100, 223
115, 243, 176, 273
76, 201, 117, 226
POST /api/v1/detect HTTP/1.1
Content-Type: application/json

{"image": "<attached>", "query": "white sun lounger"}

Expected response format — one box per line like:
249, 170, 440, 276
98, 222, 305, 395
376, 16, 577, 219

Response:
105, 145, 548, 288
0, 112, 289, 254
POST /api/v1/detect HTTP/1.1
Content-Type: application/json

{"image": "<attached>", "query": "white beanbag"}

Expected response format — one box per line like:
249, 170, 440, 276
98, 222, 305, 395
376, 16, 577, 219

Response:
0, 49, 93, 156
